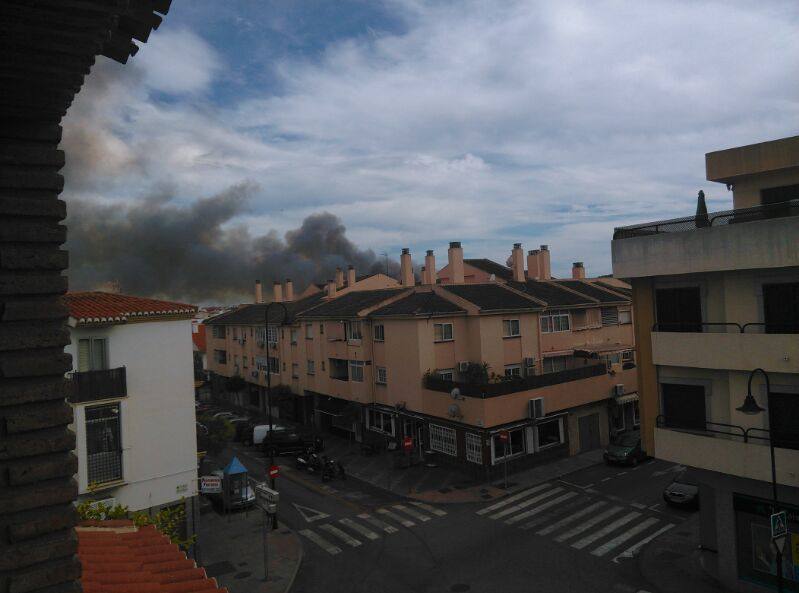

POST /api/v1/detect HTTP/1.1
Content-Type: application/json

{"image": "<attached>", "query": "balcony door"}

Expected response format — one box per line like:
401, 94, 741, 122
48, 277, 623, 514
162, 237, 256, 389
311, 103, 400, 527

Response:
762, 282, 799, 334
661, 383, 706, 431
770, 392, 799, 450
78, 338, 108, 372
655, 287, 702, 332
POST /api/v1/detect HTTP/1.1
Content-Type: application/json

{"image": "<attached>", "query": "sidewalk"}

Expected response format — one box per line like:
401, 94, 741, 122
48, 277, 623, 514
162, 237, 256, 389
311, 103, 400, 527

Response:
197, 499, 302, 593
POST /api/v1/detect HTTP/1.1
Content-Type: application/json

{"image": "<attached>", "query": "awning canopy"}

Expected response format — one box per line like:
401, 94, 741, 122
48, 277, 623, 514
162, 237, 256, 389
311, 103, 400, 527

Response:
614, 392, 639, 406
223, 456, 247, 475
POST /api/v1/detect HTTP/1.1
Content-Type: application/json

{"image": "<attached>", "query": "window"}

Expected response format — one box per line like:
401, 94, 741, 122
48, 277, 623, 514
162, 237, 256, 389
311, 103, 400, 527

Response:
290, 328, 298, 344
619, 310, 632, 324
633, 401, 640, 426
601, 352, 622, 367
529, 397, 545, 419
345, 321, 363, 340
305, 323, 313, 339
429, 424, 457, 456
307, 359, 315, 375
570, 309, 588, 329
492, 427, 526, 463
243, 356, 248, 368
536, 418, 564, 450
661, 383, 706, 430
291, 362, 299, 378
622, 350, 634, 362
320, 323, 324, 335
367, 409, 394, 435
349, 360, 364, 382
540, 310, 570, 333
214, 349, 227, 364
601, 307, 619, 326
267, 325, 278, 345
212, 325, 226, 339
77, 338, 108, 372
761, 182, 799, 205
376, 366, 387, 385
763, 283, 799, 334
612, 407, 625, 431
233, 354, 239, 367
438, 368, 454, 381
502, 319, 520, 337
769, 392, 799, 450
85, 403, 122, 484
465, 433, 483, 464
434, 322, 453, 342
542, 355, 570, 373
268, 356, 279, 374
321, 360, 326, 372
233, 327, 239, 339
504, 364, 522, 378
655, 286, 702, 332
373, 324, 385, 342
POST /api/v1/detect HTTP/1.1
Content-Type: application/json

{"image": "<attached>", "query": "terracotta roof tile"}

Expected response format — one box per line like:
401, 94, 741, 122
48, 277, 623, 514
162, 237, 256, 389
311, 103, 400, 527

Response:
65, 291, 197, 325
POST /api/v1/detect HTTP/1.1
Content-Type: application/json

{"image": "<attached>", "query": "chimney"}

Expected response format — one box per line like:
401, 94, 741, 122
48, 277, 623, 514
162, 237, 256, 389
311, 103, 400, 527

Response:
326, 279, 336, 298
527, 250, 540, 281
255, 279, 263, 304
511, 243, 525, 282
273, 281, 283, 303
447, 241, 464, 284
347, 265, 356, 286
284, 278, 294, 301
400, 248, 414, 286
335, 267, 345, 289
539, 245, 551, 280
571, 262, 585, 279
424, 249, 436, 285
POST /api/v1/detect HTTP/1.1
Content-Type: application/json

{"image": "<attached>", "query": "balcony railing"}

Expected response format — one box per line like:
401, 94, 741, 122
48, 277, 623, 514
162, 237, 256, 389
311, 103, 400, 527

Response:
653, 322, 799, 334
613, 199, 799, 240
68, 367, 127, 404
656, 415, 772, 444
423, 364, 607, 398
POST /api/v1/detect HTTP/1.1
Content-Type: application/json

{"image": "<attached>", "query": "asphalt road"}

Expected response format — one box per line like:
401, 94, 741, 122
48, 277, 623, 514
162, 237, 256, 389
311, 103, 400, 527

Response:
206, 443, 694, 593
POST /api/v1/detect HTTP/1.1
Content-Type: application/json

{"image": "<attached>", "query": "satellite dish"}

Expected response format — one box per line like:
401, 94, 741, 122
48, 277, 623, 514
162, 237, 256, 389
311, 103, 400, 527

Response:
447, 403, 462, 419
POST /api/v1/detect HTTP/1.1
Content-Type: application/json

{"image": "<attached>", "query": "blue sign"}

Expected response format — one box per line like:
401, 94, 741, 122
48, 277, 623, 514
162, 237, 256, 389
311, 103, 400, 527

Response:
771, 511, 788, 540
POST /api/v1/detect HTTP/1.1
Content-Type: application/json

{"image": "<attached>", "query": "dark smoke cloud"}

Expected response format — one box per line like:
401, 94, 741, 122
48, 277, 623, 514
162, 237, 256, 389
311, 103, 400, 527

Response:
65, 184, 399, 304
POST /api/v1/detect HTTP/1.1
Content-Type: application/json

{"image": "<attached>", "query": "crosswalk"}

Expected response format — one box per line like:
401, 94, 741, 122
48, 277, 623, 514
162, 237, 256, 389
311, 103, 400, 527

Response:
299, 501, 446, 555
477, 483, 676, 563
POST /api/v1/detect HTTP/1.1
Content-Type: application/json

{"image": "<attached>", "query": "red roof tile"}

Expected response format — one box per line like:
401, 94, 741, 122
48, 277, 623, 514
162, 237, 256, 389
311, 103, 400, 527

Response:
192, 323, 207, 352
66, 292, 197, 325
77, 522, 227, 593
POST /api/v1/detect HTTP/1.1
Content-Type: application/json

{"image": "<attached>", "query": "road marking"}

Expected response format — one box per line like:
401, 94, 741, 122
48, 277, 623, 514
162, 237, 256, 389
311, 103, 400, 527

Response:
505, 491, 578, 525
393, 504, 430, 522
490, 487, 564, 520
409, 501, 447, 517
583, 483, 594, 488
652, 464, 685, 477
536, 501, 607, 535
613, 524, 675, 562
601, 477, 613, 482
318, 523, 362, 547
339, 518, 379, 540
521, 496, 588, 530
554, 506, 623, 543
570, 511, 641, 549
558, 480, 587, 490
477, 483, 552, 515
648, 503, 661, 511
616, 472, 628, 476
358, 513, 398, 534
585, 488, 600, 495
377, 508, 415, 527
631, 503, 647, 510
299, 529, 341, 555
293, 503, 330, 523
591, 517, 659, 557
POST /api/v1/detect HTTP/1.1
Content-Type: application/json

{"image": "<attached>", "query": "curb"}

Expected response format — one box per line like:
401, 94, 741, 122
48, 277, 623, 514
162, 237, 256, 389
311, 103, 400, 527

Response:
281, 527, 303, 593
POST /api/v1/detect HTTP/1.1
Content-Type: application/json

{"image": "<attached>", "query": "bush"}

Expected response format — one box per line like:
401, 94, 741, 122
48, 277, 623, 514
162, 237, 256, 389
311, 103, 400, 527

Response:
197, 414, 235, 456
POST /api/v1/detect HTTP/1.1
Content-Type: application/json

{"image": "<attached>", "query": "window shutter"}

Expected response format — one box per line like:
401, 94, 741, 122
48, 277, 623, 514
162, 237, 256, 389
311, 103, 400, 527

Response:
78, 339, 90, 372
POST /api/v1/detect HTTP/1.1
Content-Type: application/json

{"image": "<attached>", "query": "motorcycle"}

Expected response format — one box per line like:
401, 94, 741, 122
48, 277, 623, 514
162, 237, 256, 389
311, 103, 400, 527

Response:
321, 455, 346, 482
295, 447, 322, 474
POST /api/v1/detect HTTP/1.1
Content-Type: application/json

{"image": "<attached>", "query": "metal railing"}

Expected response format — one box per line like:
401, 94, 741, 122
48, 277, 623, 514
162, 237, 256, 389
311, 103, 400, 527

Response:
613, 199, 799, 239
656, 414, 769, 444
652, 322, 799, 334
68, 367, 127, 403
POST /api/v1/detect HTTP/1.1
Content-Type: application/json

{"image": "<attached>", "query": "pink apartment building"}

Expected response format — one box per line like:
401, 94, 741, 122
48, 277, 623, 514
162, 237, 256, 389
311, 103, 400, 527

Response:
205, 243, 637, 475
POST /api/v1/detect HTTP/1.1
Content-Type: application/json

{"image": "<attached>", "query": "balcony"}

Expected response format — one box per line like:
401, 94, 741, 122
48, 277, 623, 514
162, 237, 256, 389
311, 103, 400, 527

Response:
611, 199, 799, 278
68, 367, 127, 404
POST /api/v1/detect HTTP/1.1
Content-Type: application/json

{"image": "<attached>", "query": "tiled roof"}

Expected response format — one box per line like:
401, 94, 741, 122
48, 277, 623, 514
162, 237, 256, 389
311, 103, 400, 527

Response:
507, 280, 595, 307
372, 292, 466, 317
299, 288, 408, 318
204, 292, 326, 325
464, 258, 514, 280
554, 280, 630, 304
77, 521, 227, 593
65, 292, 196, 325
441, 283, 541, 311
596, 281, 632, 298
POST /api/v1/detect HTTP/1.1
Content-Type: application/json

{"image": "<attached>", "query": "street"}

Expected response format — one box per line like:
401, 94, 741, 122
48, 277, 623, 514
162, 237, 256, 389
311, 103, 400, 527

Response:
199, 441, 694, 593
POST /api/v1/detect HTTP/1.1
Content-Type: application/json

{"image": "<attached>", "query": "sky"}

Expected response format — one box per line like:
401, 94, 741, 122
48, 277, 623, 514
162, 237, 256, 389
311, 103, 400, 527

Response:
61, 0, 799, 301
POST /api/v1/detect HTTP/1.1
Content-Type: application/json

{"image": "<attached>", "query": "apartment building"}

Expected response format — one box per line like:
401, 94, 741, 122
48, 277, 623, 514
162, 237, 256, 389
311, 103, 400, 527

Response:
612, 135, 799, 592
64, 292, 199, 526
206, 243, 637, 476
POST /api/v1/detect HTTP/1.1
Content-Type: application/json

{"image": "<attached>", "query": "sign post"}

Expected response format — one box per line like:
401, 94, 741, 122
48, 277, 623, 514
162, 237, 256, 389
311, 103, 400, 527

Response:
199, 475, 222, 494
771, 510, 788, 591
255, 483, 279, 582
499, 431, 509, 490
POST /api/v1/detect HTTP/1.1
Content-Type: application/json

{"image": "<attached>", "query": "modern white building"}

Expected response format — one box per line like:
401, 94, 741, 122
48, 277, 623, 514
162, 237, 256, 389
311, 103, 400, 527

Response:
64, 291, 198, 522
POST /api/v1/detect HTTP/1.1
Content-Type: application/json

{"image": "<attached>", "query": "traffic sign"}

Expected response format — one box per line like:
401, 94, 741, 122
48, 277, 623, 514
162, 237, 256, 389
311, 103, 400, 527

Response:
771, 511, 788, 539
498, 430, 509, 443
269, 465, 280, 479
403, 436, 413, 451
199, 475, 222, 494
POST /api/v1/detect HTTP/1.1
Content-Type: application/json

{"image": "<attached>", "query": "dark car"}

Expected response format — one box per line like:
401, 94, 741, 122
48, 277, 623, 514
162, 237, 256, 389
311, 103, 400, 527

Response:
261, 428, 323, 457
663, 471, 699, 510
603, 430, 646, 466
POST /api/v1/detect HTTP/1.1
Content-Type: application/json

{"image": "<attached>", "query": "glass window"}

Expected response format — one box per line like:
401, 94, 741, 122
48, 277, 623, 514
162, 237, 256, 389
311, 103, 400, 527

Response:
349, 360, 364, 382
542, 355, 570, 373
502, 319, 520, 337
86, 403, 122, 484
540, 310, 570, 333
268, 356, 279, 374
429, 424, 457, 456
622, 350, 634, 362
320, 323, 325, 335
438, 368, 454, 381
619, 310, 632, 324
601, 307, 619, 326
78, 338, 108, 372
368, 409, 394, 435
307, 359, 315, 375
305, 323, 313, 339
346, 321, 363, 340
376, 366, 387, 384
504, 365, 522, 378
214, 349, 227, 364
373, 324, 385, 341
492, 428, 526, 463
290, 328, 298, 344
434, 323, 453, 342
267, 325, 278, 345
536, 418, 563, 449
212, 325, 226, 339
465, 433, 483, 464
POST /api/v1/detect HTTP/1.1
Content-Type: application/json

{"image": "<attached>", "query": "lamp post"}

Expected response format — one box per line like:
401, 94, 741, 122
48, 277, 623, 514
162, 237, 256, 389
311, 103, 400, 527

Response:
264, 301, 287, 529
735, 367, 783, 592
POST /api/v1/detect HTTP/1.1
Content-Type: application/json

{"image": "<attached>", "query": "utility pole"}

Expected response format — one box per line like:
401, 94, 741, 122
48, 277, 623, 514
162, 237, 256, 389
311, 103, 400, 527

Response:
264, 301, 287, 529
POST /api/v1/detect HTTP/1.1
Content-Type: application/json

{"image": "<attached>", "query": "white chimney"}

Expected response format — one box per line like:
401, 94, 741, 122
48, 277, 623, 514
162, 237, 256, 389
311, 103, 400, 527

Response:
539, 245, 551, 280
347, 265, 356, 286
527, 250, 540, 281
273, 281, 283, 303
571, 262, 585, 279
424, 250, 436, 285
326, 279, 336, 298
511, 243, 525, 282
335, 267, 345, 289
255, 279, 263, 304
400, 248, 414, 286
284, 278, 294, 301
447, 242, 464, 284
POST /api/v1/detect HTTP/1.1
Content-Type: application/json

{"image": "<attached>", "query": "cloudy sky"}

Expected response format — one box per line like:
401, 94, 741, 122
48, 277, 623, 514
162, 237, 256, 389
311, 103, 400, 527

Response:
62, 0, 799, 301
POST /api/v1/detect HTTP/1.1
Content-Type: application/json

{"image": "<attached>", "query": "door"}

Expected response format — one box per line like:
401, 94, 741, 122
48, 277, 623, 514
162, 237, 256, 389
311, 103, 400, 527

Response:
661, 383, 706, 430
769, 392, 799, 450
762, 283, 799, 334
655, 287, 702, 332
578, 413, 601, 453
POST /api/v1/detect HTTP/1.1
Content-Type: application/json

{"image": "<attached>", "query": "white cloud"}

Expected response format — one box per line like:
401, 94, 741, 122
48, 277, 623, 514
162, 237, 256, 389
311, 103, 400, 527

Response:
138, 28, 221, 94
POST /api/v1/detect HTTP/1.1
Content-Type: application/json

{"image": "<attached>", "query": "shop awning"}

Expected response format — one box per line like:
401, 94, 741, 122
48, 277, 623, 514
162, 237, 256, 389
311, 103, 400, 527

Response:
614, 392, 639, 405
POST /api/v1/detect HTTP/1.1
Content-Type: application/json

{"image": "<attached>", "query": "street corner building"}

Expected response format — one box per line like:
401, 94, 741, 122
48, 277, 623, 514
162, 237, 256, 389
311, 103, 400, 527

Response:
612, 135, 799, 592
204, 242, 639, 479
64, 292, 199, 536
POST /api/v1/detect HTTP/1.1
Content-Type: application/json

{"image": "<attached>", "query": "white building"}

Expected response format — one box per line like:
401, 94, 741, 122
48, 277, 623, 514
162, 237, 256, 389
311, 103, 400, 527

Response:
65, 291, 198, 521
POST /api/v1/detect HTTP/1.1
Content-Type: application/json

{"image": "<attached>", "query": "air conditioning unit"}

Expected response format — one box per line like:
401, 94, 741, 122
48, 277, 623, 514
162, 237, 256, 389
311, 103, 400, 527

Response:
613, 384, 625, 397
524, 357, 536, 368
458, 361, 470, 373
529, 398, 545, 419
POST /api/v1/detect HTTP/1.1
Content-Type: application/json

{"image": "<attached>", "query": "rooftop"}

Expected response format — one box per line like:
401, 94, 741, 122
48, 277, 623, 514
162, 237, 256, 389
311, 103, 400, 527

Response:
706, 135, 799, 183
298, 288, 408, 318
464, 258, 514, 280
441, 283, 541, 312
371, 291, 466, 317
65, 292, 196, 326
553, 280, 629, 304
204, 291, 326, 325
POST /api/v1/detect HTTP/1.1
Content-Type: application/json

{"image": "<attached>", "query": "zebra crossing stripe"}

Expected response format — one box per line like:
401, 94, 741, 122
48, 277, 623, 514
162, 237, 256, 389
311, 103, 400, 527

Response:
591, 517, 659, 557
299, 529, 342, 555
570, 511, 641, 550
520, 496, 588, 530
377, 508, 415, 527
554, 506, 623, 542
318, 523, 362, 547
536, 501, 607, 536
393, 504, 431, 522
477, 483, 552, 515
490, 487, 564, 520
613, 523, 675, 562
339, 518, 379, 541
505, 491, 578, 525
358, 513, 398, 534
409, 501, 447, 517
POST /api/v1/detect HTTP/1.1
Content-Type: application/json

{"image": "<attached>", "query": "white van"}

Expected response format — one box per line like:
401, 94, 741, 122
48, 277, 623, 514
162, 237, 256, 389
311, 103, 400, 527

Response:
251, 423, 286, 446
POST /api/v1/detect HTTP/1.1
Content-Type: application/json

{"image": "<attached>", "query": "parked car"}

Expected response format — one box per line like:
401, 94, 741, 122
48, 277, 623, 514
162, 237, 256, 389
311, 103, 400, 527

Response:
261, 428, 323, 457
250, 423, 289, 446
663, 471, 700, 510
229, 418, 253, 442
603, 430, 646, 466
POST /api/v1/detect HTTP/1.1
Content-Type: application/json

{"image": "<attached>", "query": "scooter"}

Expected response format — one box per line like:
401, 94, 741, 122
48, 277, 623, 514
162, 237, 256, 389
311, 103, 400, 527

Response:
321, 456, 346, 482
295, 447, 322, 474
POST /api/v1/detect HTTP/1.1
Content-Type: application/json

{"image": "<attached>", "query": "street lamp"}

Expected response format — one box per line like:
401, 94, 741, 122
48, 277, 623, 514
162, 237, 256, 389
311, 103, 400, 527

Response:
264, 301, 287, 529
735, 367, 783, 592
